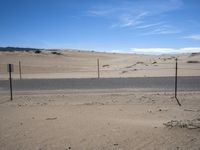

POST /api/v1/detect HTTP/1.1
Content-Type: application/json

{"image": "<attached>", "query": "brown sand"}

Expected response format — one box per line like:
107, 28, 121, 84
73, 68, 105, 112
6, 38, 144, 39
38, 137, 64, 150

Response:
0, 50, 200, 79
0, 90, 200, 150
0, 50, 200, 149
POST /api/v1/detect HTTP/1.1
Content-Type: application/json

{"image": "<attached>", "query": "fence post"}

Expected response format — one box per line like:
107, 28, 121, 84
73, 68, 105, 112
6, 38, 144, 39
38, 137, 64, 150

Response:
175, 58, 177, 97
7, 64, 13, 101
97, 59, 100, 79
175, 58, 181, 106
19, 61, 22, 80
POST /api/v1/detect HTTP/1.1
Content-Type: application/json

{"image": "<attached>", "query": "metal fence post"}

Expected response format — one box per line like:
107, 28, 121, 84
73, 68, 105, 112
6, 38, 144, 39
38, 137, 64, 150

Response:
97, 59, 100, 78
175, 58, 181, 106
19, 61, 22, 80
8, 64, 13, 101
175, 58, 177, 97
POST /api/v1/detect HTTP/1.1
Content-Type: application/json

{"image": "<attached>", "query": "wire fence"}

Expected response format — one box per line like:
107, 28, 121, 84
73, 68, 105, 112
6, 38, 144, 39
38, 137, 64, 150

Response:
0, 59, 200, 79
1, 59, 200, 106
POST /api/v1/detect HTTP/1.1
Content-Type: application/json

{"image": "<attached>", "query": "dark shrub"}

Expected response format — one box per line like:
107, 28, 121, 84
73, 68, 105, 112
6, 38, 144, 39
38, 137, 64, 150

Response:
35, 50, 41, 54
187, 60, 199, 63
51, 51, 62, 55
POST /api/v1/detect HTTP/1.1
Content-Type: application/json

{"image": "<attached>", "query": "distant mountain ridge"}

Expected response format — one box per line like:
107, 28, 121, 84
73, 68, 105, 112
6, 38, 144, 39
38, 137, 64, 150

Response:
0, 47, 43, 52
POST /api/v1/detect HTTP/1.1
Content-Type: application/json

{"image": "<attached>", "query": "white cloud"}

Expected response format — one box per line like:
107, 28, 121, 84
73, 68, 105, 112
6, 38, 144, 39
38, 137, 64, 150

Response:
131, 47, 200, 54
180, 47, 200, 53
184, 34, 200, 40
136, 22, 163, 29
131, 48, 178, 54
109, 49, 132, 53
118, 12, 148, 27
141, 24, 180, 35
87, 0, 182, 35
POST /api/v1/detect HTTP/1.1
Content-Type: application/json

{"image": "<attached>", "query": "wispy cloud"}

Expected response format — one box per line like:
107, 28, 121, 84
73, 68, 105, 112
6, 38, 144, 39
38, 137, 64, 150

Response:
115, 12, 148, 28
106, 47, 200, 54
131, 47, 200, 54
180, 47, 200, 53
141, 24, 180, 35
135, 22, 163, 29
184, 34, 200, 40
87, 0, 183, 35
131, 48, 179, 54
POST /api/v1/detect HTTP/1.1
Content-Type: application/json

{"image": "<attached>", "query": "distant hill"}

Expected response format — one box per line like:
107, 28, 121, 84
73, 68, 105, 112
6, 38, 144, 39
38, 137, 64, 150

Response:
0, 47, 43, 52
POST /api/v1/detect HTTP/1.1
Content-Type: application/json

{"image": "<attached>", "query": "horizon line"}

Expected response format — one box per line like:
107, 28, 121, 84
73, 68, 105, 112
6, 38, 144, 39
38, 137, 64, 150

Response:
0, 46, 200, 55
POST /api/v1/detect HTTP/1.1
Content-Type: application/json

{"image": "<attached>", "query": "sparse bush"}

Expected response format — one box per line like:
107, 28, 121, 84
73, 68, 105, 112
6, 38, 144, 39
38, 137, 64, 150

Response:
187, 60, 199, 63
190, 53, 200, 57
136, 61, 144, 64
51, 51, 62, 55
121, 71, 128, 74
102, 64, 110, 67
35, 50, 41, 54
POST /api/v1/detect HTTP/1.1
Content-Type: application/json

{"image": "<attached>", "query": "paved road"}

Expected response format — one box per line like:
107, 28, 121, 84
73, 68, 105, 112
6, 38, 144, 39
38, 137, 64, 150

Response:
0, 76, 200, 91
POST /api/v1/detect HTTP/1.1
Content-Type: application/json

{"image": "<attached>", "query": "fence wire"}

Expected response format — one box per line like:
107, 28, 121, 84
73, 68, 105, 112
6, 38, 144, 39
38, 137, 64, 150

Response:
0, 60, 200, 79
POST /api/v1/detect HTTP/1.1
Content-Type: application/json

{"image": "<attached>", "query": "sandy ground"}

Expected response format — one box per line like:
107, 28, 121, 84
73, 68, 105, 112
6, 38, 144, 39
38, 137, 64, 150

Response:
0, 50, 200, 79
0, 50, 200, 149
0, 89, 200, 150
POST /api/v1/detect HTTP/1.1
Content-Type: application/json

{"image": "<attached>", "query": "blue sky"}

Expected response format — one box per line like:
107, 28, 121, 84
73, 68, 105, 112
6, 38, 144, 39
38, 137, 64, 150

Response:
0, 0, 200, 54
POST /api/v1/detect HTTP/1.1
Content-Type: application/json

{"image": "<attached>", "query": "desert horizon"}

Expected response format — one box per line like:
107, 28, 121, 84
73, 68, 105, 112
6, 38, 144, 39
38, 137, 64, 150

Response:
0, 48, 200, 80
1, 49, 200, 149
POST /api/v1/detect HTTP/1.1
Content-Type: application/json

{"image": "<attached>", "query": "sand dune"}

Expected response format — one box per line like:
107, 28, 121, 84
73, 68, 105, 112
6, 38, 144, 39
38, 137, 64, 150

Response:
0, 50, 200, 79
0, 50, 200, 149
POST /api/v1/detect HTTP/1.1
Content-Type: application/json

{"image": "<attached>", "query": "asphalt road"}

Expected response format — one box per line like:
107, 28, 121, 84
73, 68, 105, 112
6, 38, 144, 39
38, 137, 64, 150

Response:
0, 76, 200, 91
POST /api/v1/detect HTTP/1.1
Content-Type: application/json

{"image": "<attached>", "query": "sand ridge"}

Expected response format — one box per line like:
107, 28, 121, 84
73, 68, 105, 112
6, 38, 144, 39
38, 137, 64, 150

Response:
0, 50, 200, 149
0, 50, 200, 79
